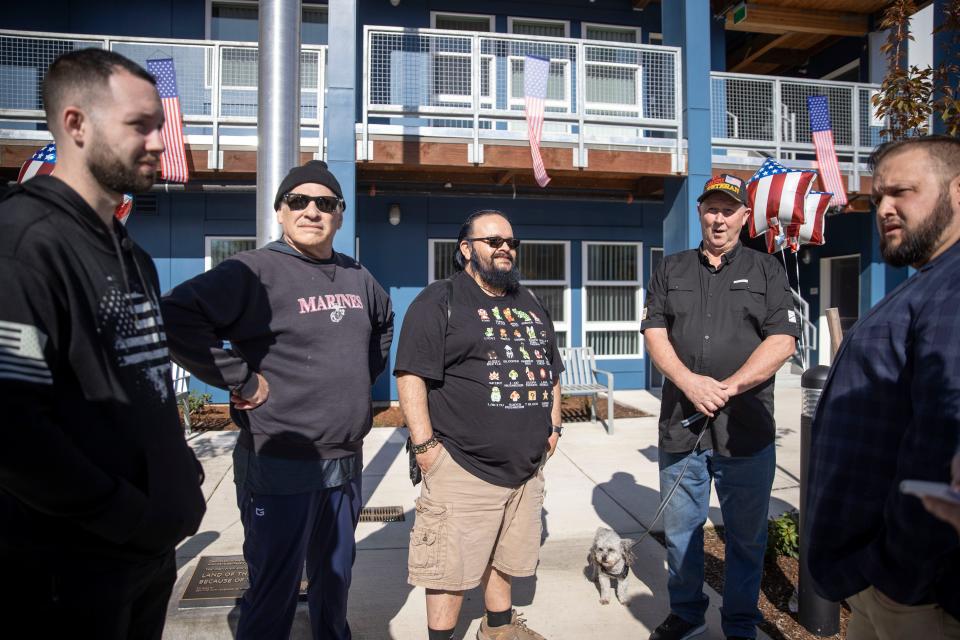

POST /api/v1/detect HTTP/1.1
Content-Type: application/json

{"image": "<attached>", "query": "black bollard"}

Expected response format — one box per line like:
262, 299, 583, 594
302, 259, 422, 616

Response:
798, 365, 839, 636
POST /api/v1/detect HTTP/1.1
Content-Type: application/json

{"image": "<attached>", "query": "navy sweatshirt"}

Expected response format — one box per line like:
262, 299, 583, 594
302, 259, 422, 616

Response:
161, 242, 394, 460
0, 176, 206, 562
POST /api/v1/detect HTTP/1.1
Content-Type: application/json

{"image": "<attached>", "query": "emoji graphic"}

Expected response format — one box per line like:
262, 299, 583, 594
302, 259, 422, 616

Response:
491, 387, 501, 402
525, 367, 535, 381
515, 309, 530, 322
487, 350, 498, 360
510, 391, 521, 403
526, 326, 537, 340
509, 369, 519, 381
491, 307, 502, 321
528, 391, 537, 401
484, 327, 494, 338
499, 328, 508, 339
477, 308, 490, 322
504, 345, 514, 359
549, 369, 554, 381
543, 390, 550, 400
540, 367, 547, 379
534, 349, 543, 360
489, 371, 500, 381
519, 346, 530, 360
513, 329, 522, 339
531, 311, 542, 324
503, 307, 514, 323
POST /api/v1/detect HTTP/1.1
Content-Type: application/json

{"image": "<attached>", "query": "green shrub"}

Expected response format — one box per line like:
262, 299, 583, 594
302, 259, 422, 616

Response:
767, 510, 800, 559
188, 391, 212, 420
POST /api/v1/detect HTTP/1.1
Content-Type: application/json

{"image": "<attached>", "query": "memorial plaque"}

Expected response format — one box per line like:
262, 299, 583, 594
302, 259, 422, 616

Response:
180, 555, 307, 608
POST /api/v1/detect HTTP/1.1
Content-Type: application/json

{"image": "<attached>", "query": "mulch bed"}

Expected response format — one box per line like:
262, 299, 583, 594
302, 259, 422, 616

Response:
372, 395, 652, 427
653, 528, 850, 640
181, 404, 237, 431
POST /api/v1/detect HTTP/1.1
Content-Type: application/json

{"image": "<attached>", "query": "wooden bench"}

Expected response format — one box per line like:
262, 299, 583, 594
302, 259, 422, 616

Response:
559, 346, 615, 434
171, 363, 192, 433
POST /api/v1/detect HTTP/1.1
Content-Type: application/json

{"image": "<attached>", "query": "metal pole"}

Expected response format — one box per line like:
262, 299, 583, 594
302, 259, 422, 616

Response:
799, 365, 840, 636
256, 0, 301, 247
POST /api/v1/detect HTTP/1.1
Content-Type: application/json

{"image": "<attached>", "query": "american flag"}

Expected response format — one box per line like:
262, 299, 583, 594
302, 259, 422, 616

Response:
789, 190, 831, 248
807, 96, 847, 207
17, 143, 57, 183
147, 58, 189, 183
746, 158, 816, 238
524, 55, 551, 188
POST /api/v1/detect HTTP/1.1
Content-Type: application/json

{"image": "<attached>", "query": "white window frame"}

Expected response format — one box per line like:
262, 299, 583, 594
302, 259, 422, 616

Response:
581, 241, 644, 359
204, 235, 255, 271
427, 239, 571, 345
506, 56, 571, 111
205, 0, 328, 39
507, 16, 570, 38
430, 11, 495, 32
581, 22, 642, 44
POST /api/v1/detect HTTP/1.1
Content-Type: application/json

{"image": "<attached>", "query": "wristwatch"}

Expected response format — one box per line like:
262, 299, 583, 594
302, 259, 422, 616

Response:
552, 425, 563, 437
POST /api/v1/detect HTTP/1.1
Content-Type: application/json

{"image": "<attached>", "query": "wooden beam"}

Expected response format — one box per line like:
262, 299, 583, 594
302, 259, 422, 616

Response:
632, 0, 654, 9
496, 171, 515, 186
729, 33, 794, 72
726, 4, 868, 37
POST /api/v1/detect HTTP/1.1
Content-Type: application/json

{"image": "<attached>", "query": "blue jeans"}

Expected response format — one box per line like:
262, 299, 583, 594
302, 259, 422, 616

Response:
658, 443, 776, 639
236, 475, 362, 640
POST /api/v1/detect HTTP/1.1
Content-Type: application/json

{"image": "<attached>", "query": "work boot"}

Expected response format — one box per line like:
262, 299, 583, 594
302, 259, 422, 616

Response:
476, 610, 546, 640
648, 613, 707, 640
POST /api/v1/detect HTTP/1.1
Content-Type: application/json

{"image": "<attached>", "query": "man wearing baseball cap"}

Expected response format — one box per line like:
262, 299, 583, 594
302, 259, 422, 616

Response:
641, 175, 798, 640
162, 160, 394, 639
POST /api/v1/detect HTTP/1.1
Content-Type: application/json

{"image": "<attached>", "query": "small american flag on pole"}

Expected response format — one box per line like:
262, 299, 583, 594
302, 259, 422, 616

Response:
146, 58, 189, 183
807, 95, 847, 207
523, 55, 551, 188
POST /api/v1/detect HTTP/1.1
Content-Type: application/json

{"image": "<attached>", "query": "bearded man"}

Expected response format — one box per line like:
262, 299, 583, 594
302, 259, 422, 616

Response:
0, 49, 205, 638
807, 135, 960, 640
394, 210, 564, 640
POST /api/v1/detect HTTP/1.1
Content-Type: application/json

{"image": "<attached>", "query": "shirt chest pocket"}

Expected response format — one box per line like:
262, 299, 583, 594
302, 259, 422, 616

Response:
665, 278, 695, 317
729, 279, 767, 323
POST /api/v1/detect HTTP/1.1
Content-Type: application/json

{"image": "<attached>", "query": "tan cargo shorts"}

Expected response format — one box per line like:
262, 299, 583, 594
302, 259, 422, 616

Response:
406, 446, 546, 591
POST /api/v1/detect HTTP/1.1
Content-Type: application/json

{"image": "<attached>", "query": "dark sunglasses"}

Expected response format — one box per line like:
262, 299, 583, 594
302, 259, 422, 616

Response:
466, 236, 521, 250
282, 193, 343, 213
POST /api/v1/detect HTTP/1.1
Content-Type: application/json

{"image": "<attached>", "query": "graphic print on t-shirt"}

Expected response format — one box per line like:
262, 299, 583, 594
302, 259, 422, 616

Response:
482, 301, 555, 411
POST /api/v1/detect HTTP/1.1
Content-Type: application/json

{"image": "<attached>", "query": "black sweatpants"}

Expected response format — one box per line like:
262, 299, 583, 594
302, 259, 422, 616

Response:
0, 548, 176, 640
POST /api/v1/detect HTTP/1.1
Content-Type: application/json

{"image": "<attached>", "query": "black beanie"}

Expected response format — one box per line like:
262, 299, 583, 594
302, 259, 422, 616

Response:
273, 160, 346, 211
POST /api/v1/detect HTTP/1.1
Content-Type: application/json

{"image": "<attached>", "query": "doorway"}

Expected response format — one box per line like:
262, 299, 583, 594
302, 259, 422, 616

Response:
818, 254, 860, 365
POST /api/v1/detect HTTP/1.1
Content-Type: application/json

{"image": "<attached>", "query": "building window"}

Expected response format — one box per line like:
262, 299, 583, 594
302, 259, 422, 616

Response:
508, 17, 570, 38
431, 11, 494, 32
582, 23, 641, 44
583, 242, 643, 357
428, 239, 570, 347
209, 1, 328, 45
647, 32, 663, 46
205, 236, 256, 271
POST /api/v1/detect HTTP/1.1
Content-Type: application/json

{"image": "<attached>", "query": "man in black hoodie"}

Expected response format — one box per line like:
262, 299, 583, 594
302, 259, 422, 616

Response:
0, 50, 206, 638
162, 161, 394, 640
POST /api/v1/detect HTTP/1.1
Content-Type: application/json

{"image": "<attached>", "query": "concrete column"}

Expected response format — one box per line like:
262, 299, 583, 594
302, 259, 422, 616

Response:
662, 0, 713, 255
327, 0, 358, 257
256, 0, 301, 247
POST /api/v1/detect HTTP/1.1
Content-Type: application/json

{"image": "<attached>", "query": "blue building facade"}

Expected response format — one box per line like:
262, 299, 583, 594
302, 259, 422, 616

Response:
3, 0, 943, 403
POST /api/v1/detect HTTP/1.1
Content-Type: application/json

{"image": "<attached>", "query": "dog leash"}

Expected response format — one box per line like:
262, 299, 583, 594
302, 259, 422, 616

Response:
629, 413, 712, 551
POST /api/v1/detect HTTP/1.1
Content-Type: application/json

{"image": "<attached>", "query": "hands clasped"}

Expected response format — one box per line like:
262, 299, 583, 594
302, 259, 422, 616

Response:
679, 373, 730, 418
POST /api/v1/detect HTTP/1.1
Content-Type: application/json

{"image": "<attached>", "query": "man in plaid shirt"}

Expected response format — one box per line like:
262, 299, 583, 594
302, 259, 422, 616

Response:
807, 136, 960, 639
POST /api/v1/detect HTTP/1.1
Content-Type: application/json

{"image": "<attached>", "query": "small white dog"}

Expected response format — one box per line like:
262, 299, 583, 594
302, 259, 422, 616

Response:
588, 527, 636, 605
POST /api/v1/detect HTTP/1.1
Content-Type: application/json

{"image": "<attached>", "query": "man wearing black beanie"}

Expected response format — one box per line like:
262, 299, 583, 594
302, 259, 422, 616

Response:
162, 160, 394, 640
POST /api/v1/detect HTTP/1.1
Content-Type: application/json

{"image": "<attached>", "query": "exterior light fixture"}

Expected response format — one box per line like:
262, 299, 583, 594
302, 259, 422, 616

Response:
388, 203, 401, 226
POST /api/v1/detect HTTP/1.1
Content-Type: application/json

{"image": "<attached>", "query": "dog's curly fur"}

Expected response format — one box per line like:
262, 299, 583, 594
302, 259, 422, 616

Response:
588, 527, 636, 605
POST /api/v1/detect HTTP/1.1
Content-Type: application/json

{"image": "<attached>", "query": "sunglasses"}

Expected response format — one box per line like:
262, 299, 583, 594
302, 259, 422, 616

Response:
466, 236, 521, 250
282, 193, 343, 213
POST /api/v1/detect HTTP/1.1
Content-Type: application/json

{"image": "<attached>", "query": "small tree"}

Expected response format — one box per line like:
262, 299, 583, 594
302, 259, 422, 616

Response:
873, 0, 960, 139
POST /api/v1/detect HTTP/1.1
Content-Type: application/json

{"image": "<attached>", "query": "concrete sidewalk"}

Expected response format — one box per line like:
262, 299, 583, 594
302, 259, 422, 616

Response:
164, 388, 802, 639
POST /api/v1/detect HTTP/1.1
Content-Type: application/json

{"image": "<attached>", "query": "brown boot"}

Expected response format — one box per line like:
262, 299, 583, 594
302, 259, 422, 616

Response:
476, 610, 546, 640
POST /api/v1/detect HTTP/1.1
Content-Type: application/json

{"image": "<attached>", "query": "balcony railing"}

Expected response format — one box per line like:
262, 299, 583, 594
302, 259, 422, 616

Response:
0, 30, 327, 167
361, 26, 684, 170
710, 71, 883, 185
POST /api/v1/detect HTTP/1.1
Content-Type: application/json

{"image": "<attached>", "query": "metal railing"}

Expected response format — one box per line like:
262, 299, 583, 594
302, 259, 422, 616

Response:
361, 26, 684, 170
0, 30, 327, 165
791, 287, 817, 370
710, 72, 883, 187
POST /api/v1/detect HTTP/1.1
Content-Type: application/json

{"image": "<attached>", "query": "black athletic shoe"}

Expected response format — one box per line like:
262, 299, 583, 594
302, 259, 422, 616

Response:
648, 614, 707, 640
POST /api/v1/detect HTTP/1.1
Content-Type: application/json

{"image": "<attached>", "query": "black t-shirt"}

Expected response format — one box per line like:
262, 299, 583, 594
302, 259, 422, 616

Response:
394, 271, 564, 487
640, 243, 799, 456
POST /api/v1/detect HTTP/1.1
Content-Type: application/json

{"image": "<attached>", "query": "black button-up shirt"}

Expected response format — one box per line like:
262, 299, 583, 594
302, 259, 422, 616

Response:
641, 242, 798, 456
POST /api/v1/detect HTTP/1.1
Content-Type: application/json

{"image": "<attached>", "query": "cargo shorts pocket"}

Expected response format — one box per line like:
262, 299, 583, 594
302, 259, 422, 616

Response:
408, 497, 447, 579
